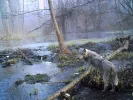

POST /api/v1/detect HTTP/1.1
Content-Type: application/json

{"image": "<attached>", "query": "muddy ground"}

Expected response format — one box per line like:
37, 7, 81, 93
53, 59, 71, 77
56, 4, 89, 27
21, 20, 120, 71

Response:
48, 38, 133, 100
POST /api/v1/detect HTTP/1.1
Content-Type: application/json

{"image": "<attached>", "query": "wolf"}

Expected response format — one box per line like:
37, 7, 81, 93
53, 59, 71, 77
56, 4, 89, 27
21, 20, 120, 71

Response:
78, 48, 118, 92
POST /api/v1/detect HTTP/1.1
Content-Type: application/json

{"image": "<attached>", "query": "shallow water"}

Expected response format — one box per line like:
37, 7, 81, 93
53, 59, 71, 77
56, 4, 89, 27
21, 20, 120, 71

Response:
0, 61, 65, 100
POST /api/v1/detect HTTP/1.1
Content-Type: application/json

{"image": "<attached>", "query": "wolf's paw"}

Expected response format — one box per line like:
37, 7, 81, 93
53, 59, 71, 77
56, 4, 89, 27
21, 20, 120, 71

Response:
102, 89, 107, 92
110, 89, 115, 92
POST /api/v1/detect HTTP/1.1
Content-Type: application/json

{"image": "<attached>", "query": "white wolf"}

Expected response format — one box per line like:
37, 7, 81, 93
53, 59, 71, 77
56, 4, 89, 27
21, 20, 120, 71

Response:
78, 48, 118, 92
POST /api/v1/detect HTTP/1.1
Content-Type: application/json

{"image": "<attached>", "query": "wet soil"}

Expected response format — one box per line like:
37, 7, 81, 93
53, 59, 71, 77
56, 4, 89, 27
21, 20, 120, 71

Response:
49, 38, 133, 100
71, 39, 133, 100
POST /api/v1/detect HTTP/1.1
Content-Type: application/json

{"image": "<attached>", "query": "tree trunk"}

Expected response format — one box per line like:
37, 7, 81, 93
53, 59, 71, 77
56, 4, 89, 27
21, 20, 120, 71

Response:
48, 0, 72, 55
0, 0, 10, 35
107, 37, 130, 60
106, 40, 129, 60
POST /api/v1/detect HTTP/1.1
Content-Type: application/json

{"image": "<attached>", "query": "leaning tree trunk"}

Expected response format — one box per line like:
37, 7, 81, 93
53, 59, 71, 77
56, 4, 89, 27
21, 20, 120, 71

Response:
48, 0, 72, 55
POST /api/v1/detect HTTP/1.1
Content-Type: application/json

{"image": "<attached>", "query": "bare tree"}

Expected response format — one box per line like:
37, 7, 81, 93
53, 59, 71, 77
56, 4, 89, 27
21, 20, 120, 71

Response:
118, 0, 133, 16
0, 0, 10, 35
48, 0, 72, 55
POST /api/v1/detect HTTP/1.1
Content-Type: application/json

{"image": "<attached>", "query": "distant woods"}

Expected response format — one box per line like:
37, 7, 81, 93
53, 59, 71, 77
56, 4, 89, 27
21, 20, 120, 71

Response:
0, 0, 132, 39
118, 0, 133, 16
0, 0, 22, 35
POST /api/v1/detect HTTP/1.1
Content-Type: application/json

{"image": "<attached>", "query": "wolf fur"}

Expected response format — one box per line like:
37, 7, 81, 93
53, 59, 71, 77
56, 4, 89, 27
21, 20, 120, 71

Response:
78, 48, 118, 92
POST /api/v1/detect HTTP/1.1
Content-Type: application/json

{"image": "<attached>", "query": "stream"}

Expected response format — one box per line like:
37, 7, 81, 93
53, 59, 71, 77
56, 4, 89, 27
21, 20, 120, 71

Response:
0, 43, 65, 100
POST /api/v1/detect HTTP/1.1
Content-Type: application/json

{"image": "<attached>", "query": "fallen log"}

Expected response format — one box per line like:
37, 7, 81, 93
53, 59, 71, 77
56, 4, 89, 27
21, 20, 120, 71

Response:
41, 80, 71, 84
46, 36, 130, 100
46, 67, 93, 100
106, 39, 130, 60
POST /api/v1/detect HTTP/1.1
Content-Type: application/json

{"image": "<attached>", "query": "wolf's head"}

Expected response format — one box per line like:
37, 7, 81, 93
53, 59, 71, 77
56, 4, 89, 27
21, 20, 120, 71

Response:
79, 48, 85, 55
78, 48, 89, 61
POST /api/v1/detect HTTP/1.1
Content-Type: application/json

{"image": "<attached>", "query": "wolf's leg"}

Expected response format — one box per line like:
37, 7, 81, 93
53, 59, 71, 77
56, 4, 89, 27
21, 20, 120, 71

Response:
102, 70, 109, 92
111, 69, 118, 92
110, 77, 115, 92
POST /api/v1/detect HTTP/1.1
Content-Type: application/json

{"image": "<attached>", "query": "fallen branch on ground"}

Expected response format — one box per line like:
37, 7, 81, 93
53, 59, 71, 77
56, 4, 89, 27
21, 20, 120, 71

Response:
46, 67, 93, 100
15, 80, 71, 86
41, 80, 71, 84
18, 49, 33, 65
107, 41, 129, 60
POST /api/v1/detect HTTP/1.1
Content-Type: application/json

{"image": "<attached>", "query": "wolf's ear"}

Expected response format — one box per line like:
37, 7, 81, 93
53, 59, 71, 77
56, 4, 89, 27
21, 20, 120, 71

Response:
84, 48, 86, 53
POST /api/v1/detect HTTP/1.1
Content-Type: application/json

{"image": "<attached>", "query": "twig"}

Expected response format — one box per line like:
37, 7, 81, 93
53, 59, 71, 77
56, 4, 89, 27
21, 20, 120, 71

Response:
0, 54, 9, 56
41, 80, 71, 84
18, 48, 33, 64
28, 19, 52, 33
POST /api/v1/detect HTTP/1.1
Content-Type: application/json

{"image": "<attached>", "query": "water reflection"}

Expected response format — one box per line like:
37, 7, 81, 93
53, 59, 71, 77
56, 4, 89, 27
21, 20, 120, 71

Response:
24, 62, 60, 76
0, 61, 62, 100
8, 82, 64, 100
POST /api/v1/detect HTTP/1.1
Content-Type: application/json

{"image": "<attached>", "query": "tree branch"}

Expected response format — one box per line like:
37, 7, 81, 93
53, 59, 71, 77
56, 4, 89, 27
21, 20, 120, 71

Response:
69, 0, 94, 10
27, 19, 52, 33
12, 9, 49, 16
28, 0, 95, 33
118, 0, 133, 16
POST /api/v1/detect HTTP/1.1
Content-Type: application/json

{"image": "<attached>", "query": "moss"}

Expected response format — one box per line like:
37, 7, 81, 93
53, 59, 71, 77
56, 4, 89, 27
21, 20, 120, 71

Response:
118, 68, 133, 89
71, 96, 75, 100
68, 43, 78, 48
25, 74, 49, 84
110, 52, 133, 60
82, 67, 133, 90
57, 55, 83, 67
33, 88, 38, 95
2, 58, 20, 67
82, 68, 103, 89
29, 88, 38, 96
8, 58, 20, 64
48, 43, 78, 53
47, 44, 58, 51
15, 79, 24, 86
77, 66, 86, 73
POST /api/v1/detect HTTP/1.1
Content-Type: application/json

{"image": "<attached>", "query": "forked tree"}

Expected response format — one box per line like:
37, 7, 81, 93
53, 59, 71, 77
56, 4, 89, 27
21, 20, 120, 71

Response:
48, 0, 72, 55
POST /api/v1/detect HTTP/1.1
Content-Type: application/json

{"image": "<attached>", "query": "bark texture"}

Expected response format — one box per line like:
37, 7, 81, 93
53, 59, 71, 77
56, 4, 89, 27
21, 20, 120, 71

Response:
48, 0, 72, 55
